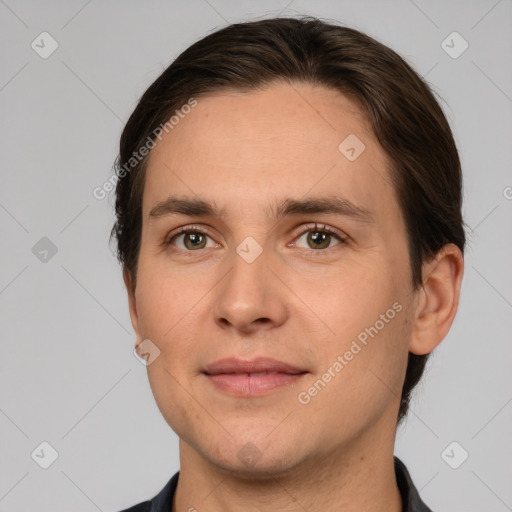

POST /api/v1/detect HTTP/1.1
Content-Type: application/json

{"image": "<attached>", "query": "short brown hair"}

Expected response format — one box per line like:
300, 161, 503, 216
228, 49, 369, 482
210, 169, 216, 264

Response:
110, 16, 465, 422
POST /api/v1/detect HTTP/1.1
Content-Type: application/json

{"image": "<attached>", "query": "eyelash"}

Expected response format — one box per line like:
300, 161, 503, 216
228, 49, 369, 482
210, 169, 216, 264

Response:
290, 223, 347, 252
164, 223, 347, 254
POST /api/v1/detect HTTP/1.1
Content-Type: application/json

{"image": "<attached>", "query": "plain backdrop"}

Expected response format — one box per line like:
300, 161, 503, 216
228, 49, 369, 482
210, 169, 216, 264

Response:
1, 1, 511, 511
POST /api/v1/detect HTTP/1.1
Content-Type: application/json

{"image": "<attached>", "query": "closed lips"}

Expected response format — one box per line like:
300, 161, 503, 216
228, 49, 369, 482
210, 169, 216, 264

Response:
203, 357, 307, 375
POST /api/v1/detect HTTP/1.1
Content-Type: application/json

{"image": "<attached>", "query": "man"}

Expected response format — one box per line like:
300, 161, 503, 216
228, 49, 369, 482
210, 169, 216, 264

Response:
111, 16, 464, 512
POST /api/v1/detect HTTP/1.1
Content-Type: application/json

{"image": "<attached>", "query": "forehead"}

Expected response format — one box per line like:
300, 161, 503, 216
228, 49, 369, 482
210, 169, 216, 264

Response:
142, 82, 397, 223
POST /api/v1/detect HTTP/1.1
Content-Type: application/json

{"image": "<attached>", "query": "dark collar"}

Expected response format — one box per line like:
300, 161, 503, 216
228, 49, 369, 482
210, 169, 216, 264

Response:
120, 456, 433, 512
394, 457, 433, 511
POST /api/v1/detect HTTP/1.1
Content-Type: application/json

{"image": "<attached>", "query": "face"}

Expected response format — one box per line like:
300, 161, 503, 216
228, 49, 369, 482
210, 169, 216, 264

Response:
127, 82, 418, 476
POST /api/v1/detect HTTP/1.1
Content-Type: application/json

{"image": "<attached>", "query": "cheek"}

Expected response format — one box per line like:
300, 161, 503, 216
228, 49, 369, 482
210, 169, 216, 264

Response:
134, 261, 213, 384
298, 304, 411, 435
136, 268, 205, 438
146, 361, 204, 446
305, 258, 397, 338
307, 262, 410, 403
134, 258, 200, 340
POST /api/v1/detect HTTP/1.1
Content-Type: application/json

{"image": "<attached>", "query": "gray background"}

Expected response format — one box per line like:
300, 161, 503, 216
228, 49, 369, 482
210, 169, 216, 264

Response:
1, 0, 511, 511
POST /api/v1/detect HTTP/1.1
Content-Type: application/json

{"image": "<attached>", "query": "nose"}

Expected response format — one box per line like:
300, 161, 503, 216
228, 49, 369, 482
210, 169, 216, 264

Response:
212, 244, 289, 334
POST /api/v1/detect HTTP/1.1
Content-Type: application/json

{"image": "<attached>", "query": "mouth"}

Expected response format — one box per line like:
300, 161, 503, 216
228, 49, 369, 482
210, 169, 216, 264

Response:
202, 357, 308, 396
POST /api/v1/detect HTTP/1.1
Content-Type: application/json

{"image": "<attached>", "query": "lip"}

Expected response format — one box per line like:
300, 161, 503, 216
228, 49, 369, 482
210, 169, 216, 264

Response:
204, 357, 305, 375
203, 357, 308, 396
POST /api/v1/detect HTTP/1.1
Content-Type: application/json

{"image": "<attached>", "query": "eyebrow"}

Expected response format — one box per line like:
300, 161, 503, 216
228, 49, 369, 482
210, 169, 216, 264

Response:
148, 196, 374, 223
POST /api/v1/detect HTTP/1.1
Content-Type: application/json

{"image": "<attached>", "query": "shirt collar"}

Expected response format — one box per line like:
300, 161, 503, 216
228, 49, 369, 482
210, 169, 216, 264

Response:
394, 456, 434, 512
146, 456, 433, 512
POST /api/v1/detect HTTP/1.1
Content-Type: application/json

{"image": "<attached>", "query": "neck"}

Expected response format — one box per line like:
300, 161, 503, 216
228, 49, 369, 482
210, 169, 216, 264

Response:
172, 419, 402, 512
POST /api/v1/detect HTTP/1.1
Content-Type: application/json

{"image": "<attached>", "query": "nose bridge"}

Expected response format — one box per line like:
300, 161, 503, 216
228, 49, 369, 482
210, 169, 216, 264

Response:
223, 238, 269, 305
212, 237, 287, 330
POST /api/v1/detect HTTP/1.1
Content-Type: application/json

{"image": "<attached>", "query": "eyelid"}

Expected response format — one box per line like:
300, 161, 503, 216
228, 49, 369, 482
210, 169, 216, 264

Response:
165, 224, 217, 245
289, 222, 348, 246
164, 222, 348, 249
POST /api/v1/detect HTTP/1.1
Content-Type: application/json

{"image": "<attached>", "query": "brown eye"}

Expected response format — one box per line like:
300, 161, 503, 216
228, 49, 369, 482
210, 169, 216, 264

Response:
183, 232, 207, 250
295, 227, 343, 250
307, 231, 332, 249
169, 230, 216, 251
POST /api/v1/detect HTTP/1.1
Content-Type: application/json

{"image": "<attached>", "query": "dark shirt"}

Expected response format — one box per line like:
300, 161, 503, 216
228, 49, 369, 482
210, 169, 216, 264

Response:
118, 456, 433, 512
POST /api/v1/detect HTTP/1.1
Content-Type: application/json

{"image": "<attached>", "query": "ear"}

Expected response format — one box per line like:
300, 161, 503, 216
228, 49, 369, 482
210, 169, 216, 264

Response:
409, 243, 464, 355
123, 268, 142, 347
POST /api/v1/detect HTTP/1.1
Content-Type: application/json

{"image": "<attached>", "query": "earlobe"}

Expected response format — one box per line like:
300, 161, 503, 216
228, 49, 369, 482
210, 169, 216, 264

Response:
409, 243, 464, 355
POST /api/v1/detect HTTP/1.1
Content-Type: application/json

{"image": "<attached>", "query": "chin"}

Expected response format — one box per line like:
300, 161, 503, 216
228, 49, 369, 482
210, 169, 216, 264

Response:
210, 448, 304, 480
198, 430, 307, 479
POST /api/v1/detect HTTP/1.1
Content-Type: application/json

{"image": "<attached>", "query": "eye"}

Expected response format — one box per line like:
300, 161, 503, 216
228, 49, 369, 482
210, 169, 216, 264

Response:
293, 223, 346, 250
165, 223, 346, 253
166, 228, 218, 251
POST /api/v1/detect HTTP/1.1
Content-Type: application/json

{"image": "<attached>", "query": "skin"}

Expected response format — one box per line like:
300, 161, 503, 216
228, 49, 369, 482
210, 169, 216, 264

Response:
124, 81, 464, 512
